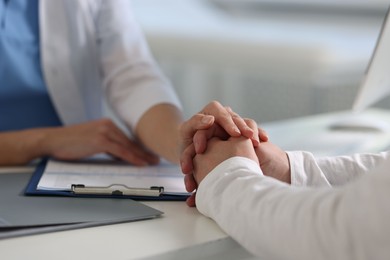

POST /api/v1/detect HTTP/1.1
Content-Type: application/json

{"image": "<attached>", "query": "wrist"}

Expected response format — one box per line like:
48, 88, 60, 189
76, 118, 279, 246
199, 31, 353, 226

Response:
27, 127, 57, 159
0, 128, 55, 166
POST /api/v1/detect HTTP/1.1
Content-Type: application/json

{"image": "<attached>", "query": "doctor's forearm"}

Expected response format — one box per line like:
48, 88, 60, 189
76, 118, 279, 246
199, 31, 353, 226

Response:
0, 130, 49, 166
135, 103, 184, 164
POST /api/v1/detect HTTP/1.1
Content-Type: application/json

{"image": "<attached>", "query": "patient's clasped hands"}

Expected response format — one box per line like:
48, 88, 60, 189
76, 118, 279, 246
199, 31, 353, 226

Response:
179, 101, 291, 207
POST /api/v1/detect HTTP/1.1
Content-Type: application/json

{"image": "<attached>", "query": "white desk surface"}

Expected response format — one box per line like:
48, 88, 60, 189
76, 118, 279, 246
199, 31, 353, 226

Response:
264, 108, 390, 157
1, 109, 390, 260
0, 185, 255, 260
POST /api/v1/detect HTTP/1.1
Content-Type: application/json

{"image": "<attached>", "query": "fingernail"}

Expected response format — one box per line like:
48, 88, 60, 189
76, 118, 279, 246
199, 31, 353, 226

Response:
201, 115, 213, 125
180, 161, 187, 172
233, 126, 241, 135
246, 126, 254, 133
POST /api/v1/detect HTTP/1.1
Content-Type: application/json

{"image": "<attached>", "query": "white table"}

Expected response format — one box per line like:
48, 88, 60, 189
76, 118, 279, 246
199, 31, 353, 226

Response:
264, 108, 390, 157
0, 182, 257, 260
1, 109, 390, 260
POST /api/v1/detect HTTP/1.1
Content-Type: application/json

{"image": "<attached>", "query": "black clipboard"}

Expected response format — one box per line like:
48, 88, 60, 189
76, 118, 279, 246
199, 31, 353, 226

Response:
25, 159, 189, 201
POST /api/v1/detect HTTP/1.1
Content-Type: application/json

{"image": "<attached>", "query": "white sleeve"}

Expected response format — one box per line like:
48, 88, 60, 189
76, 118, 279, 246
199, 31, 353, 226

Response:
196, 156, 390, 260
287, 150, 390, 187
96, 0, 181, 132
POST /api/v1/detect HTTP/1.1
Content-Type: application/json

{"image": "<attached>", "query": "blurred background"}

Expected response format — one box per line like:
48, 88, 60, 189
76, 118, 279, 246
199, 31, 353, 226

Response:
131, 0, 390, 122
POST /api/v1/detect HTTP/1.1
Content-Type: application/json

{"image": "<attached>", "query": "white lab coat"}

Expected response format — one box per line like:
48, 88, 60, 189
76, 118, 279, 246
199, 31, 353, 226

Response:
196, 151, 390, 260
39, 0, 181, 131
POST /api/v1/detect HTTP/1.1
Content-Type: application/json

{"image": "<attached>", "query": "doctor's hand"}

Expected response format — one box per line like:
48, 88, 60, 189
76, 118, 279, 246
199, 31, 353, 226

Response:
41, 119, 159, 166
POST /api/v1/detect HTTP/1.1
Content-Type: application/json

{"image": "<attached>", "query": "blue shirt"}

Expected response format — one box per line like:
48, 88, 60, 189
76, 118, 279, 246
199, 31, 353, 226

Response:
0, 0, 62, 131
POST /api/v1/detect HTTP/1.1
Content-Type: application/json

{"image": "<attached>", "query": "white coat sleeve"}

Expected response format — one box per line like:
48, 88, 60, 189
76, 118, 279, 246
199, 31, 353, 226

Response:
196, 156, 390, 260
96, 0, 181, 131
287, 150, 390, 186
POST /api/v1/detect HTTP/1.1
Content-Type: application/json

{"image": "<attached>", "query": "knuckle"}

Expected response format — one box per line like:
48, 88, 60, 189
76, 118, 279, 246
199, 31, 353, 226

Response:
244, 118, 256, 125
91, 136, 106, 147
202, 100, 221, 113
186, 113, 203, 124
210, 100, 221, 107
193, 113, 204, 121
232, 113, 241, 119
96, 120, 114, 133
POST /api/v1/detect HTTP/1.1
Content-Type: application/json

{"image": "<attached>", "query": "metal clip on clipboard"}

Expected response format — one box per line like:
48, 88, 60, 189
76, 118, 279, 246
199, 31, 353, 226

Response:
71, 184, 164, 197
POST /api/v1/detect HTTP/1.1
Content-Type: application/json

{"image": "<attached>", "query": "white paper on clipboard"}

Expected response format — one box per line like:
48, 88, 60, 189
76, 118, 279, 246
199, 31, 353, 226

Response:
37, 159, 188, 195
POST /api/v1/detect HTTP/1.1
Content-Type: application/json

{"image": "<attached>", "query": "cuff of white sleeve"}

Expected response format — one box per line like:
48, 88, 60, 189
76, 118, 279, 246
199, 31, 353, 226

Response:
286, 151, 309, 187
196, 156, 262, 216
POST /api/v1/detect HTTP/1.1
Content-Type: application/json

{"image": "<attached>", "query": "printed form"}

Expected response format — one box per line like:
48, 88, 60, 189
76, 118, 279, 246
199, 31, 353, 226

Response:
37, 159, 187, 195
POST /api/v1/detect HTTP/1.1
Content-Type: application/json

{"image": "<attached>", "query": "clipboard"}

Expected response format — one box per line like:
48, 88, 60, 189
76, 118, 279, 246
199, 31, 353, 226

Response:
25, 159, 190, 201
71, 184, 164, 197
1, 172, 163, 239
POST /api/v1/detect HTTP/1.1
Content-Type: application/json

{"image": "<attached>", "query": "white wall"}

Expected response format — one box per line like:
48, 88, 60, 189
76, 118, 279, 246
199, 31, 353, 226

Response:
132, 0, 389, 122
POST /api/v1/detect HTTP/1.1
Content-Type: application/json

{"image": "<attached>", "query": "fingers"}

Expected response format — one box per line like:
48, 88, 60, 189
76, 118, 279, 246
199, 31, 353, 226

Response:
226, 107, 254, 139
47, 119, 161, 166
122, 141, 160, 165
180, 114, 215, 144
186, 193, 196, 207
95, 119, 160, 166
197, 101, 263, 150
184, 173, 197, 192
242, 118, 260, 147
182, 149, 197, 208
193, 124, 230, 154
179, 102, 271, 209
200, 101, 241, 137
104, 140, 159, 166
258, 127, 269, 142
180, 143, 197, 174
192, 129, 210, 154
192, 118, 263, 154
